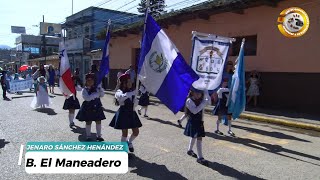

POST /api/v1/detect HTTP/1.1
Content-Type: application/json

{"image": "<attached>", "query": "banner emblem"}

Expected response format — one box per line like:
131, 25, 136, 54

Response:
149, 51, 168, 73
196, 47, 223, 74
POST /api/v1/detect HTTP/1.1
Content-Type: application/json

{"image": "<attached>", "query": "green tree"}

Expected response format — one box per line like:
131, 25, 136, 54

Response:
137, 0, 166, 17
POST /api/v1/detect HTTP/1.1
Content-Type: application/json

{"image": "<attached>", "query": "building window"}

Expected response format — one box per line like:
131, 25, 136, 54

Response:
84, 26, 89, 34
231, 35, 257, 56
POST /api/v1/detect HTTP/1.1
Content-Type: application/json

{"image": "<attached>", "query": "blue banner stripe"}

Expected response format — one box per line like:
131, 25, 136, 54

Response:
138, 14, 161, 74
97, 30, 111, 85
155, 53, 199, 114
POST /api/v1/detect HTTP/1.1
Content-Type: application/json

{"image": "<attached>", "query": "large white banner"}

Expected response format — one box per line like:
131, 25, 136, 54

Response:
9, 79, 33, 92
191, 33, 232, 91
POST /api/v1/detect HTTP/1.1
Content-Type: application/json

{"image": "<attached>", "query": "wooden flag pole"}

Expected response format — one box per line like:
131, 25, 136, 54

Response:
192, 31, 236, 43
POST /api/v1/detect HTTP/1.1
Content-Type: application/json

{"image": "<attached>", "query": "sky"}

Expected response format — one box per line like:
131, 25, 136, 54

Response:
0, 0, 208, 47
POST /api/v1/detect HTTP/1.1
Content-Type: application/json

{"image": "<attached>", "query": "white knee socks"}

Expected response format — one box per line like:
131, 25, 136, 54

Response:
188, 138, 196, 151
216, 119, 221, 131
121, 136, 127, 142
196, 140, 203, 159
128, 135, 137, 143
86, 124, 91, 138
144, 107, 148, 115
96, 124, 102, 137
68, 113, 74, 124
228, 120, 232, 131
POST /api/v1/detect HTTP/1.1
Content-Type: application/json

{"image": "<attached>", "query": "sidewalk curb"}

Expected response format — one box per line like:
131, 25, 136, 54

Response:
104, 91, 320, 132
239, 113, 320, 132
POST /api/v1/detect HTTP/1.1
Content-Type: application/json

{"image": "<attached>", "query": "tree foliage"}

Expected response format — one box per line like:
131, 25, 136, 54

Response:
137, 0, 166, 17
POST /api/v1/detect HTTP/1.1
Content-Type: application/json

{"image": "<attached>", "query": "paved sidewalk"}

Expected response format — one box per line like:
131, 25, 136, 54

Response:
105, 90, 320, 131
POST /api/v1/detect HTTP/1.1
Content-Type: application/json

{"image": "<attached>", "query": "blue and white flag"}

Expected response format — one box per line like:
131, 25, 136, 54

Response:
138, 14, 199, 114
97, 28, 111, 86
228, 39, 246, 119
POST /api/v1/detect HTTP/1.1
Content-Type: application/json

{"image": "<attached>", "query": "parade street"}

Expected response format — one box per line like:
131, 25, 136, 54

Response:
0, 88, 320, 180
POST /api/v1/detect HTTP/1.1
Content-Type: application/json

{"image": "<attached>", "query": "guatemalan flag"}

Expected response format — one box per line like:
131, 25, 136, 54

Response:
59, 43, 76, 97
228, 39, 246, 119
97, 28, 111, 86
138, 14, 199, 114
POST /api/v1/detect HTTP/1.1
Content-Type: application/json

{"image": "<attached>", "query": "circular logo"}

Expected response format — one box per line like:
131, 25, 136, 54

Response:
149, 52, 167, 73
277, 7, 310, 38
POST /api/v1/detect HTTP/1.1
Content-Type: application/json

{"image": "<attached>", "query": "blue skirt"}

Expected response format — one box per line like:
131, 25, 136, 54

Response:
48, 78, 55, 86
213, 100, 231, 116
76, 99, 106, 122
138, 93, 149, 106
184, 118, 205, 138
63, 96, 80, 110
109, 106, 142, 129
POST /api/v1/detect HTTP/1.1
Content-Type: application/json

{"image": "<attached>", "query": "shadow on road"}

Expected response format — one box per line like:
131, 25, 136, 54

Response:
0, 139, 10, 149
232, 125, 311, 142
34, 108, 57, 115
11, 95, 34, 99
53, 93, 64, 96
147, 117, 181, 128
103, 108, 117, 114
206, 132, 320, 167
70, 125, 97, 142
129, 154, 187, 180
205, 161, 265, 180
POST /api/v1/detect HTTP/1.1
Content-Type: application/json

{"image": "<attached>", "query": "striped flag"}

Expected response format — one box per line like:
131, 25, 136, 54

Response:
59, 43, 75, 97
138, 14, 199, 114
228, 39, 246, 119
97, 27, 111, 86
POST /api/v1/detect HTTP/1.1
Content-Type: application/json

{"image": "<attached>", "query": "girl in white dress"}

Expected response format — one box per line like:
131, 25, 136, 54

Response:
247, 71, 260, 107
31, 76, 50, 108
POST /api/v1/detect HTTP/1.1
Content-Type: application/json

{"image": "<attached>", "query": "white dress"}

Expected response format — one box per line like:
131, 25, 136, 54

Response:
30, 84, 51, 108
247, 78, 260, 96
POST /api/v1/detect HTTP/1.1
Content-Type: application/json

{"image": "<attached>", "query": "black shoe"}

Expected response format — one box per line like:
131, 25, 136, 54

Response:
228, 130, 236, 137
177, 120, 182, 128
96, 137, 104, 142
197, 158, 208, 166
214, 130, 224, 135
69, 122, 75, 127
187, 150, 198, 158
138, 109, 141, 115
86, 137, 92, 141
128, 142, 134, 152
144, 115, 149, 118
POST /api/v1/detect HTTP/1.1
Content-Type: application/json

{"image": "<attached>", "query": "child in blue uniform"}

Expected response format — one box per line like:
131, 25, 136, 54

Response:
137, 83, 150, 118
63, 75, 81, 127
184, 87, 210, 165
213, 80, 235, 136
76, 73, 106, 141
109, 74, 142, 152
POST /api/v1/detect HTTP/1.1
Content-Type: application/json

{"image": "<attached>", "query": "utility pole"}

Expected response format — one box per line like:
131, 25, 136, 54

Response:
72, 0, 74, 15
42, 15, 47, 65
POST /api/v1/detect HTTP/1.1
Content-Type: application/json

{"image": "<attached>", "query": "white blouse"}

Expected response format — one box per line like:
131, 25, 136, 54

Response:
115, 89, 136, 106
82, 87, 104, 101
185, 90, 210, 114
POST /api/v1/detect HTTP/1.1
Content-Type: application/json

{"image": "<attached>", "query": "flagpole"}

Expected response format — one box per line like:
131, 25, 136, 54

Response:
192, 31, 236, 43
106, 19, 111, 89
133, 0, 150, 110
234, 38, 245, 65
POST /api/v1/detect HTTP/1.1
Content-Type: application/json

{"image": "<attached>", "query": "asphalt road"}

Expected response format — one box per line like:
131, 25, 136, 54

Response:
0, 88, 320, 180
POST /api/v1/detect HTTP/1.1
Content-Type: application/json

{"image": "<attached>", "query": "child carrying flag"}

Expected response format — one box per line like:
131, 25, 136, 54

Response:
213, 79, 235, 136
184, 87, 210, 165
76, 73, 106, 141
109, 74, 142, 153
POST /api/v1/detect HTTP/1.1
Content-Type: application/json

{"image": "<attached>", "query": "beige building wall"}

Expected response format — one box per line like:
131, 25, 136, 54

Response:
109, 0, 319, 73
